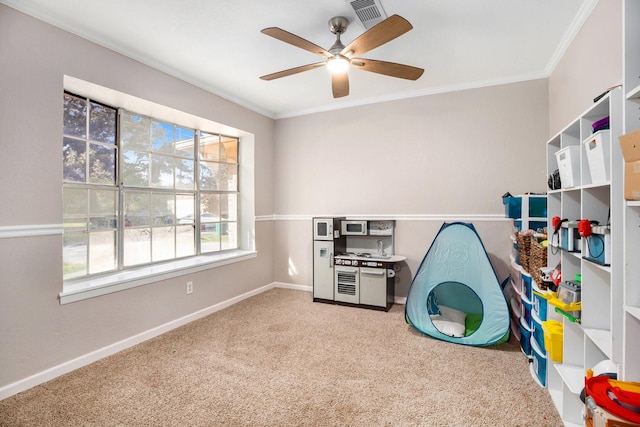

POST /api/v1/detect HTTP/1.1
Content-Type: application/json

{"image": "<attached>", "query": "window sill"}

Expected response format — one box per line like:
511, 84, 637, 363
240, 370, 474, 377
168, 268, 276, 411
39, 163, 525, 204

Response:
59, 250, 257, 304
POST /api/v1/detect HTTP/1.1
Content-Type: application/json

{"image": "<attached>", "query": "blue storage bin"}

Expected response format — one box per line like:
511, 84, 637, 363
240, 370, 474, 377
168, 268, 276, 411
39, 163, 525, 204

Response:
532, 292, 548, 321
531, 335, 547, 387
503, 195, 547, 222
522, 273, 533, 301
529, 221, 547, 233
528, 197, 547, 218
503, 196, 522, 219
519, 316, 532, 357
532, 312, 545, 351
522, 295, 532, 328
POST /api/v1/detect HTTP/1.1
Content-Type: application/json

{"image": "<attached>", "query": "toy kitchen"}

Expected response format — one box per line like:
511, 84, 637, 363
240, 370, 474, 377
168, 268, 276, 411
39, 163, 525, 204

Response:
312, 217, 406, 311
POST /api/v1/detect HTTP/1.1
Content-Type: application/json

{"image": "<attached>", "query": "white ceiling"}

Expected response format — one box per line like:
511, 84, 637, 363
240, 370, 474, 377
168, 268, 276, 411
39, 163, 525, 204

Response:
2, 0, 596, 119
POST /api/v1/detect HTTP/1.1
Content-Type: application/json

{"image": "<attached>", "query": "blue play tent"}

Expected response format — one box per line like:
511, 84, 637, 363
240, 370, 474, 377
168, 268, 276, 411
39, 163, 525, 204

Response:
405, 222, 509, 346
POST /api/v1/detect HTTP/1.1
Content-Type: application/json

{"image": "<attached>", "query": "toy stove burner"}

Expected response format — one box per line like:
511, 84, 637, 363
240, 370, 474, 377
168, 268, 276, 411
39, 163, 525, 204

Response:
334, 252, 388, 268
339, 252, 371, 258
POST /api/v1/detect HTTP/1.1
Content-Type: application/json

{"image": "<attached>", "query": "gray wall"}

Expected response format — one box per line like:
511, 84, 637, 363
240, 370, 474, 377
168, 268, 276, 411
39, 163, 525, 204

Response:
548, 0, 623, 137
272, 79, 550, 294
0, 0, 625, 397
0, 5, 276, 391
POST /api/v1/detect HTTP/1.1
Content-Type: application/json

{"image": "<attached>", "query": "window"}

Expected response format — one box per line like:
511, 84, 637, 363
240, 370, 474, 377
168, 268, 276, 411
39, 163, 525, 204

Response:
63, 92, 240, 281
63, 93, 118, 277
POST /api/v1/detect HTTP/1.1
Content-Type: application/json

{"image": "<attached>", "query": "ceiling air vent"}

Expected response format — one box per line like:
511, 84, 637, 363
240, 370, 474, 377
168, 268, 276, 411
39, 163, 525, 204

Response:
347, 0, 388, 30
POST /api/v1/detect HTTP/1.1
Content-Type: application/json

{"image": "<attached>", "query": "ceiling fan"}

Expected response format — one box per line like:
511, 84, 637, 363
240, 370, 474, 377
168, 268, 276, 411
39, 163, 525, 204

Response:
259, 14, 424, 98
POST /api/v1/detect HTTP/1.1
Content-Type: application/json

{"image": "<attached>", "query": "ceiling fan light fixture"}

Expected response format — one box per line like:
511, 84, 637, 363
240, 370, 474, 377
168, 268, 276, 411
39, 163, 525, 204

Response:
326, 55, 350, 74
259, 15, 423, 98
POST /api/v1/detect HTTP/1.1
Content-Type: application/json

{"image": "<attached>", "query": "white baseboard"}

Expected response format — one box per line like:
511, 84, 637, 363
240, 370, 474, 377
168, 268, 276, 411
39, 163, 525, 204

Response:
0, 282, 281, 400
273, 282, 312, 292
394, 296, 407, 305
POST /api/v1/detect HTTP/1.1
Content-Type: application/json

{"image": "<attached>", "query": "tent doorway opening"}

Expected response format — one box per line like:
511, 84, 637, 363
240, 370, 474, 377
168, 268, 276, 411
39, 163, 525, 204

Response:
428, 281, 483, 337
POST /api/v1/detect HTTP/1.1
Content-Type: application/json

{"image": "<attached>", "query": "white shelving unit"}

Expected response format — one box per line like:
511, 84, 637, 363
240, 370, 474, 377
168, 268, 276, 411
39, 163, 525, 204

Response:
623, 0, 640, 385
544, 87, 624, 426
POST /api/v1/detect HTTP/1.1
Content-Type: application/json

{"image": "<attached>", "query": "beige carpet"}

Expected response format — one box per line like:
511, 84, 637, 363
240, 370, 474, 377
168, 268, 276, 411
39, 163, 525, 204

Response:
0, 288, 562, 426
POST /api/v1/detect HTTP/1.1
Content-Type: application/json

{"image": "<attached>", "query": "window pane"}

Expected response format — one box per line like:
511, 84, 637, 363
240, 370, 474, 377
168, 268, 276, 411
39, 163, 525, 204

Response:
121, 114, 150, 151
89, 230, 116, 274
152, 226, 175, 262
176, 193, 195, 225
221, 137, 238, 163
152, 193, 174, 225
200, 193, 220, 253
123, 228, 151, 266
218, 164, 238, 191
175, 127, 195, 159
175, 158, 194, 190
122, 150, 149, 186
176, 225, 195, 257
63, 233, 87, 279
151, 154, 174, 188
63, 93, 86, 138
124, 191, 151, 227
63, 188, 87, 230
89, 189, 117, 230
201, 213, 219, 233
200, 132, 219, 161
220, 193, 237, 221
89, 143, 116, 185
221, 222, 238, 250
200, 193, 220, 220
152, 121, 174, 154
201, 227, 220, 253
63, 138, 87, 182
89, 101, 116, 144
199, 161, 219, 190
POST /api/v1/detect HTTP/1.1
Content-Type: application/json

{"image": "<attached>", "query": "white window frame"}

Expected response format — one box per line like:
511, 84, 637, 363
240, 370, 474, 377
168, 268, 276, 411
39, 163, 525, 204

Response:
59, 76, 256, 304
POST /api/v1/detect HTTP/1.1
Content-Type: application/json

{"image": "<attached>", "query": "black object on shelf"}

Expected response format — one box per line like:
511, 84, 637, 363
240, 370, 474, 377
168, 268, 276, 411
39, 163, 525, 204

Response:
593, 85, 622, 103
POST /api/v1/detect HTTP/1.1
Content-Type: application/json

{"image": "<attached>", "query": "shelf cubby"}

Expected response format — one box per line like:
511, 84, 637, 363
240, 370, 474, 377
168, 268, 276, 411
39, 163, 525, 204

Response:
623, 312, 640, 382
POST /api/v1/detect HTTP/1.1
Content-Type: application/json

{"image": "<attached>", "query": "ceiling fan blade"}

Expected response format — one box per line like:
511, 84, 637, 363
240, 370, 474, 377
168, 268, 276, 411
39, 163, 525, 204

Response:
340, 15, 412, 58
261, 27, 332, 58
260, 62, 326, 81
332, 72, 349, 98
350, 58, 424, 80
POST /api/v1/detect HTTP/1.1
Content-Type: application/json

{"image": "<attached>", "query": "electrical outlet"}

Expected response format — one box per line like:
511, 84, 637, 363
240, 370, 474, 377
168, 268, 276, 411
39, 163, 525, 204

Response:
186, 281, 193, 294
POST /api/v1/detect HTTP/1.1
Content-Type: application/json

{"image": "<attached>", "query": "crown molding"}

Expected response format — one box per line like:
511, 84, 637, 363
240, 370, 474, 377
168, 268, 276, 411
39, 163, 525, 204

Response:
544, 0, 599, 75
